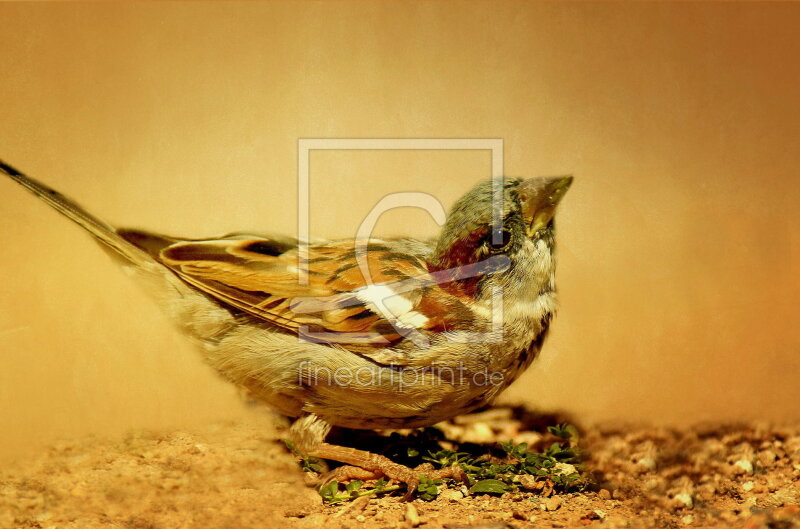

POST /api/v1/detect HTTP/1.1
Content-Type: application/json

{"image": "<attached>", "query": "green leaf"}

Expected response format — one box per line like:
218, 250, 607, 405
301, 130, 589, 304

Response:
374, 477, 388, 491
502, 442, 530, 461
548, 424, 568, 439
417, 476, 442, 501
319, 481, 339, 501
300, 456, 325, 473
470, 479, 510, 495
547, 423, 580, 441
345, 480, 363, 493
423, 449, 472, 468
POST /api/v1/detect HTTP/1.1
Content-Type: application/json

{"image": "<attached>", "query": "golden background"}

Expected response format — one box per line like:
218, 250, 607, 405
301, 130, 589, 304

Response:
1, 2, 798, 463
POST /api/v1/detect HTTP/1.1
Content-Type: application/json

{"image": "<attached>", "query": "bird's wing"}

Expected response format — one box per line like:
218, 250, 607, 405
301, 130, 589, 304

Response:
154, 234, 476, 351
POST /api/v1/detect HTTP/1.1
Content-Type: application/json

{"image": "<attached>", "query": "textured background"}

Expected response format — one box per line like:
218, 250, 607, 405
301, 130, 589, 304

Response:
1, 2, 798, 463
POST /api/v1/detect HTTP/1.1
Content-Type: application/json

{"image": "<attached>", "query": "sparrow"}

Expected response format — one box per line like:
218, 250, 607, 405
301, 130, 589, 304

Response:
0, 160, 572, 495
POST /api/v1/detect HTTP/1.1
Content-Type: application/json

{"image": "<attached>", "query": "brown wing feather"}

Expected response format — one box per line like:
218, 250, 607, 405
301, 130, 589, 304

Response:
125, 232, 475, 351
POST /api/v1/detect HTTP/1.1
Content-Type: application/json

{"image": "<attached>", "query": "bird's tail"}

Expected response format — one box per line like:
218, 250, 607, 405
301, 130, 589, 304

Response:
1, 160, 155, 268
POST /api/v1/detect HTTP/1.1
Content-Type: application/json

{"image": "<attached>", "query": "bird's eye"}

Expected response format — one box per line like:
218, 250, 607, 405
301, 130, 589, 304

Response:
487, 228, 513, 252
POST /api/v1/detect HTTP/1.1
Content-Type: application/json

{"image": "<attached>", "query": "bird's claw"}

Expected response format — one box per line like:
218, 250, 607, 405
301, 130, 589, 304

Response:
318, 461, 466, 501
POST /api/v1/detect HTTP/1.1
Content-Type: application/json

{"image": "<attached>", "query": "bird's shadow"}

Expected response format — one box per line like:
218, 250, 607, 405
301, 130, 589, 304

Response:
321, 404, 581, 468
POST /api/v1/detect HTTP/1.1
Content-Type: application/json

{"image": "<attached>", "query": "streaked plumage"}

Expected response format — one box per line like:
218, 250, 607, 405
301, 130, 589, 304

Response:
1, 159, 572, 495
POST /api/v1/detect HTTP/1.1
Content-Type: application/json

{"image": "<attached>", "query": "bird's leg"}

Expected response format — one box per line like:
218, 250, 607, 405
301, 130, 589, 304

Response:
322, 465, 384, 484
288, 414, 465, 499
290, 414, 421, 496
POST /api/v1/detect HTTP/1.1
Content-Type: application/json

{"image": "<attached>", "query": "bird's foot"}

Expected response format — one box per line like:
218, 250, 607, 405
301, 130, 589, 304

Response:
413, 462, 469, 483
311, 442, 467, 500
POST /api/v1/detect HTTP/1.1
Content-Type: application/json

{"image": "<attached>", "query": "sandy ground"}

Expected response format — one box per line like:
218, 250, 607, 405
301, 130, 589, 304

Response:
2, 406, 799, 529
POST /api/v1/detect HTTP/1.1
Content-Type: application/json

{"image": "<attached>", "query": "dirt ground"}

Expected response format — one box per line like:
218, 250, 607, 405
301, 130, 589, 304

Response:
2, 405, 799, 529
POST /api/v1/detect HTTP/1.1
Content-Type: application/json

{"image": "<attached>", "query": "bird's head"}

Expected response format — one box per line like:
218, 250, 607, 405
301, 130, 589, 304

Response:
429, 176, 572, 299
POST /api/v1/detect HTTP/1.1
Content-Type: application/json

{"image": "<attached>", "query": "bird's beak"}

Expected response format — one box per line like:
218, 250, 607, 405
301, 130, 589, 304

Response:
517, 176, 573, 237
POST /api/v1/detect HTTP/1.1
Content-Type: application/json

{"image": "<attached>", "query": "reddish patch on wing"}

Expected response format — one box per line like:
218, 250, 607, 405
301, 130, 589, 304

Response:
428, 226, 488, 298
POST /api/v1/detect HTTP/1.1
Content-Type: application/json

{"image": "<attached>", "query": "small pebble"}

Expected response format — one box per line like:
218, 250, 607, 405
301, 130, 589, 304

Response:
598, 488, 612, 500
512, 509, 527, 520
517, 475, 539, 490
332, 495, 369, 518
733, 460, 754, 475
462, 423, 495, 444
674, 493, 694, 509
544, 497, 562, 511
441, 489, 464, 501
742, 481, 754, 492
759, 450, 777, 467
766, 477, 780, 492
405, 503, 421, 527
554, 462, 578, 476
637, 457, 657, 471
681, 514, 694, 525
644, 477, 664, 492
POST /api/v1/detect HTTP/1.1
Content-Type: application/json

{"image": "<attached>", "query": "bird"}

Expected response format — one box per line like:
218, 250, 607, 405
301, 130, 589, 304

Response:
0, 159, 572, 496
